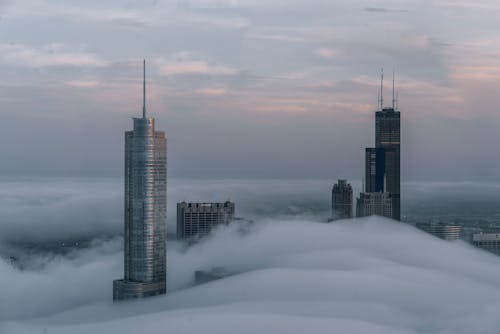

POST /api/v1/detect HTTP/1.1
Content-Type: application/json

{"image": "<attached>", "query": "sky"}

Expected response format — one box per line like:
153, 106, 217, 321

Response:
1, 0, 500, 180
3, 216, 500, 333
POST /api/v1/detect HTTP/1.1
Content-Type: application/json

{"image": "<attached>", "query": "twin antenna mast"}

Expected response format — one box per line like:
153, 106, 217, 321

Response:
379, 68, 398, 111
142, 59, 146, 119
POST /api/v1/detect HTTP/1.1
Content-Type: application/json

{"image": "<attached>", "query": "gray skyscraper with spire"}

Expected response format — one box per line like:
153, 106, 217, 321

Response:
113, 60, 167, 301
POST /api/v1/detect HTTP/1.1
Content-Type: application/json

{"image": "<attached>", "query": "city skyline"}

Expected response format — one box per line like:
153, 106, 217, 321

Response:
0, 0, 500, 180
3, 1, 500, 333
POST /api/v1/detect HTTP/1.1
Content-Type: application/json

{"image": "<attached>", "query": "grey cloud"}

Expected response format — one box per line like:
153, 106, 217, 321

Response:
2, 217, 500, 333
363, 7, 409, 13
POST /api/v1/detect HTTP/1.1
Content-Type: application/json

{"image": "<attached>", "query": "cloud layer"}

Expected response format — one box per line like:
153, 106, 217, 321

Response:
2, 217, 500, 333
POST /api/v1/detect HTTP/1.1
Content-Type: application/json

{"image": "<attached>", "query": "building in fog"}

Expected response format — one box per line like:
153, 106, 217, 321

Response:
113, 61, 167, 301
357, 72, 401, 220
194, 267, 234, 285
356, 192, 392, 219
331, 179, 353, 220
375, 103, 401, 220
416, 223, 461, 241
472, 233, 500, 255
177, 201, 235, 240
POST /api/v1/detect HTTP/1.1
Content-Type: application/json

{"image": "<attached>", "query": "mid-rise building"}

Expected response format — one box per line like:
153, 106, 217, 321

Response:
113, 60, 167, 301
416, 223, 461, 241
331, 179, 353, 220
472, 233, 500, 255
177, 201, 235, 240
356, 192, 392, 219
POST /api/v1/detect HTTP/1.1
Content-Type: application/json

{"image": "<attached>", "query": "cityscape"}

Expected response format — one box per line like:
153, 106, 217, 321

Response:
2, 1, 500, 333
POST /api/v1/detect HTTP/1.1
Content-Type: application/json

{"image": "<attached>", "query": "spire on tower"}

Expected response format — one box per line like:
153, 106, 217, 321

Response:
380, 68, 384, 110
392, 70, 396, 110
142, 59, 146, 118
396, 90, 399, 111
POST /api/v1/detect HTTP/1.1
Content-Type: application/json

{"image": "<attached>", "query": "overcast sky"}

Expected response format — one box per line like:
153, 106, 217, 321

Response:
0, 0, 499, 180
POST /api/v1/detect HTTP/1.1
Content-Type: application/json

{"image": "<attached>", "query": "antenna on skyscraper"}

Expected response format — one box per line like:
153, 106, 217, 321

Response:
142, 59, 146, 118
392, 70, 396, 110
396, 90, 399, 111
380, 68, 384, 110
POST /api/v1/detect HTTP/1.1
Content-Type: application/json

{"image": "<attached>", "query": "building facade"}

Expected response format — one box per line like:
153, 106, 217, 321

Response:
331, 179, 353, 220
375, 107, 401, 220
365, 147, 385, 193
472, 233, 500, 255
416, 223, 461, 241
113, 61, 167, 301
177, 201, 235, 240
356, 192, 393, 219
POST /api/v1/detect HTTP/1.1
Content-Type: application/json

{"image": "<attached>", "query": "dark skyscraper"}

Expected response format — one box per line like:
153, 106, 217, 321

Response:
331, 179, 353, 220
365, 147, 385, 193
375, 106, 401, 220
113, 60, 167, 301
358, 71, 401, 220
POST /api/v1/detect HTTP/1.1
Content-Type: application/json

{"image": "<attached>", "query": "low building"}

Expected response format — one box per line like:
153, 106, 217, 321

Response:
356, 192, 393, 219
194, 267, 234, 285
472, 233, 500, 255
177, 201, 235, 240
416, 223, 462, 241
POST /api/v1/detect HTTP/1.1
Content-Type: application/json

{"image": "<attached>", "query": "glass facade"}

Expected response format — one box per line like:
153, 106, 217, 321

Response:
114, 117, 167, 301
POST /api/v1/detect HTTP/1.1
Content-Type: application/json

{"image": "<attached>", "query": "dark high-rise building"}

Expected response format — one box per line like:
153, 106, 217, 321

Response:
113, 60, 167, 301
177, 201, 235, 240
365, 148, 385, 193
375, 108, 401, 149
375, 107, 401, 220
331, 179, 353, 220
357, 71, 401, 220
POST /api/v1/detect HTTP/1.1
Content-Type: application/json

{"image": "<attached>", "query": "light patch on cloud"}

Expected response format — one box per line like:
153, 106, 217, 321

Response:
363, 7, 408, 13
157, 57, 239, 76
195, 87, 228, 96
65, 80, 100, 88
314, 48, 337, 59
4, 1, 250, 30
0, 43, 106, 68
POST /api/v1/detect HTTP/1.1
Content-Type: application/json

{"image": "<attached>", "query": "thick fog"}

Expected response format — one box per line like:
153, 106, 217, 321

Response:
3, 178, 500, 245
2, 178, 500, 333
2, 218, 500, 333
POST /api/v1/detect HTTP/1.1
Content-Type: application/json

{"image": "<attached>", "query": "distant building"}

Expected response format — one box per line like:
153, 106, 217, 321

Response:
356, 192, 392, 219
177, 201, 235, 240
472, 233, 500, 255
113, 60, 167, 301
194, 267, 234, 285
416, 223, 461, 241
331, 179, 353, 220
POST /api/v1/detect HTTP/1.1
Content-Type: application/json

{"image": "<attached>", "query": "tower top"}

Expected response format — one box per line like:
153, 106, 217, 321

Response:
392, 70, 396, 110
380, 68, 384, 110
142, 59, 146, 118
